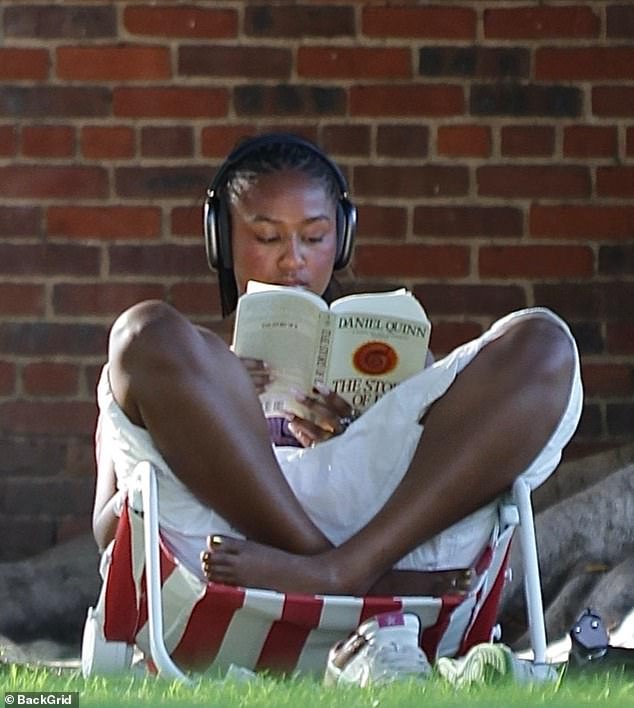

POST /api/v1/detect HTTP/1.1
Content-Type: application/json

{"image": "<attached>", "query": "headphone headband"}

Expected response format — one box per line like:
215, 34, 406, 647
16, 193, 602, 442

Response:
203, 133, 357, 316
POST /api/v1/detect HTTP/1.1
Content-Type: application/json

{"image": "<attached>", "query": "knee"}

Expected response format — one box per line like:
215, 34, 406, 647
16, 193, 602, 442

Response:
500, 313, 576, 387
109, 300, 193, 369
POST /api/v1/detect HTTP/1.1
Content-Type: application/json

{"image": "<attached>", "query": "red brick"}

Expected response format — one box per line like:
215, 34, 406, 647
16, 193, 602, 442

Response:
179, 46, 290, 79
607, 323, 634, 354
245, 6, 354, 38
354, 244, 469, 278
22, 362, 79, 396
5, 5, 116, 39
115, 166, 210, 199
234, 85, 345, 117
171, 206, 203, 237
375, 125, 428, 159
484, 6, 599, 39
0, 48, 49, 80
0, 87, 111, 118
0, 321, 107, 356
124, 6, 237, 38
363, 6, 476, 39
114, 87, 229, 118
81, 126, 135, 160
501, 126, 555, 157
582, 363, 633, 397
350, 85, 464, 117
419, 47, 529, 80
597, 167, 634, 197
536, 48, 634, 81
593, 86, 634, 117
141, 127, 194, 158
471, 84, 581, 118
414, 206, 522, 238
0, 207, 40, 237
322, 125, 372, 157
53, 283, 165, 316
0, 244, 100, 277
429, 321, 483, 356
437, 125, 491, 157
607, 5, 634, 38
47, 207, 161, 240
413, 284, 526, 317
21, 125, 75, 158
628, 127, 634, 156
479, 245, 593, 279
0, 284, 44, 316
599, 245, 634, 275
0, 126, 18, 156
531, 205, 634, 240
0, 166, 107, 199
563, 126, 618, 158
201, 125, 257, 158
478, 166, 590, 198
355, 165, 469, 199
298, 47, 410, 80
109, 244, 208, 276
534, 282, 634, 320
57, 46, 171, 81
0, 401, 97, 436
169, 282, 220, 316
356, 206, 408, 240
0, 362, 16, 395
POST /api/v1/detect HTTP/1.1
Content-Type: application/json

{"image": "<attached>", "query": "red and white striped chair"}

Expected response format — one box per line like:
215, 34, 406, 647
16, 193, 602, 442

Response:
81, 461, 547, 683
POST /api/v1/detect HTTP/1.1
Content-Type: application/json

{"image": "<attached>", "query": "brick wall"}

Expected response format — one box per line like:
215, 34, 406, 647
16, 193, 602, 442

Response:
0, 1, 632, 560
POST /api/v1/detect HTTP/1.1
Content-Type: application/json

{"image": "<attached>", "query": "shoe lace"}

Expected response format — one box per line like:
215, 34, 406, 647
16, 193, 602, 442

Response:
369, 641, 430, 680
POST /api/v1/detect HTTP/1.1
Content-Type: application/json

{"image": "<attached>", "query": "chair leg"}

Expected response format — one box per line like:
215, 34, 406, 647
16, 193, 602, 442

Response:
513, 478, 547, 664
138, 461, 194, 684
81, 606, 134, 677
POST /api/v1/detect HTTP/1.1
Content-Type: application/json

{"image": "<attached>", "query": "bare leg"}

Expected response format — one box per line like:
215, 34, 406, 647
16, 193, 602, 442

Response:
204, 315, 578, 595
108, 300, 330, 554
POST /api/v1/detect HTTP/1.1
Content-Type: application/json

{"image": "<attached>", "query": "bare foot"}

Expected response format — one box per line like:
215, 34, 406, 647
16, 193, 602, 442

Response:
200, 535, 362, 595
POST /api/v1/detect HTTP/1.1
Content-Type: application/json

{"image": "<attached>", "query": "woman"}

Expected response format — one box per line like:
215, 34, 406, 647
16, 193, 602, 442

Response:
93, 133, 582, 598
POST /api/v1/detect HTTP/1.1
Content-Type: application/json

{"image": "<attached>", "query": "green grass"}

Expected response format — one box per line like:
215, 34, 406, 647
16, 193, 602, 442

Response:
1, 663, 633, 707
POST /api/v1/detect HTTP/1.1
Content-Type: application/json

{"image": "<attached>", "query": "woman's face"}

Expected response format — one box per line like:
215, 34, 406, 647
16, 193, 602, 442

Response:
230, 169, 338, 297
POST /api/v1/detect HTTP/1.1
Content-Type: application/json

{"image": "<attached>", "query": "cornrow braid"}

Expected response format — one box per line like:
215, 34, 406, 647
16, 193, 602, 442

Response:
222, 139, 340, 206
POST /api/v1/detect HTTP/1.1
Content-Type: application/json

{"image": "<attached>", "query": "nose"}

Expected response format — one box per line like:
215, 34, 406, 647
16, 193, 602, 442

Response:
278, 235, 306, 270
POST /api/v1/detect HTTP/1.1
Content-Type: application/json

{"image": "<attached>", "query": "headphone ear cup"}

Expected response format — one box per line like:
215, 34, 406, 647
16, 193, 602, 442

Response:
334, 197, 357, 270
203, 192, 219, 270
203, 192, 233, 270
217, 198, 233, 269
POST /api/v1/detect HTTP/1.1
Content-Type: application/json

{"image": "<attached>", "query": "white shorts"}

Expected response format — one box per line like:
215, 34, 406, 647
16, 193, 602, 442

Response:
97, 308, 582, 578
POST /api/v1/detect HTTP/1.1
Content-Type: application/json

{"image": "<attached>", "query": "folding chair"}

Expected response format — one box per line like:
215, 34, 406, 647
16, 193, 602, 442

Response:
81, 461, 548, 683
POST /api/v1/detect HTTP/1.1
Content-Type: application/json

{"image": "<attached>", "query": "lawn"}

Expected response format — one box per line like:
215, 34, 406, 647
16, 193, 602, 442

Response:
1, 663, 633, 707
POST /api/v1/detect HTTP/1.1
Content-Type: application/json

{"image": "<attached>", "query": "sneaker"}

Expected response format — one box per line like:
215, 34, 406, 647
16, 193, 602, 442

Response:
436, 642, 559, 687
324, 611, 431, 687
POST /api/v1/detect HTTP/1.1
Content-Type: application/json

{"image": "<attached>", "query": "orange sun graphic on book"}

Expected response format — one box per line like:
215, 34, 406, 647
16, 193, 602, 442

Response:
352, 341, 399, 375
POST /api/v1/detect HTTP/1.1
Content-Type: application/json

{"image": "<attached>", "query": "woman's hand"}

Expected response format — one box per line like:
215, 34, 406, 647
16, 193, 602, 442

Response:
284, 383, 360, 448
239, 357, 273, 394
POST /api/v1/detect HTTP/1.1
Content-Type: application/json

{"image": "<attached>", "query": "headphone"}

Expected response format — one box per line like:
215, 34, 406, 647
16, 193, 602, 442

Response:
203, 133, 357, 316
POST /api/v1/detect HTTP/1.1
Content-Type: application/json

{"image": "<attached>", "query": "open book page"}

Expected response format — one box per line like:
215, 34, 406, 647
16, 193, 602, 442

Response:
326, 291, 430, 412
231, 284, 326, 418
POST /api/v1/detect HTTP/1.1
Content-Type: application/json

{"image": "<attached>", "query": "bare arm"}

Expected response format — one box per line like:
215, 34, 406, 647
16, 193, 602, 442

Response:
92, 415, 121, 552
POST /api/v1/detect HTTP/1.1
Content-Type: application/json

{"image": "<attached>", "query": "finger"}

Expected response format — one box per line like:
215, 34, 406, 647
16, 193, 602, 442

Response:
287, 417, 334, 447
313, 382, 354, 417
